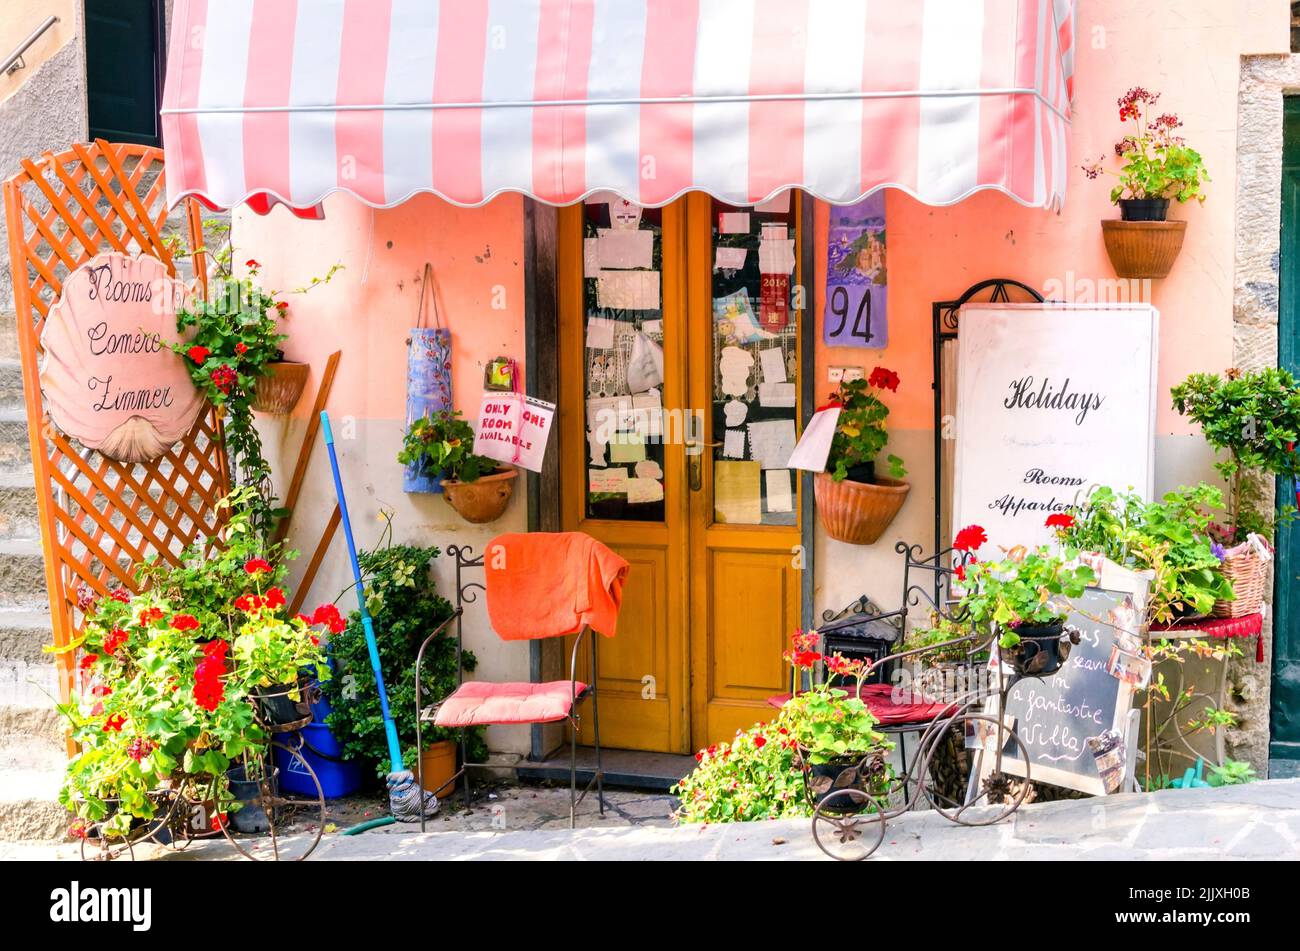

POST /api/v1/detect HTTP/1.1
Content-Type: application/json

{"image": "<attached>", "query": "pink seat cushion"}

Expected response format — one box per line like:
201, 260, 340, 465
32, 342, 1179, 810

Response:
432, 680, 588, 728
765, 684, 955, 725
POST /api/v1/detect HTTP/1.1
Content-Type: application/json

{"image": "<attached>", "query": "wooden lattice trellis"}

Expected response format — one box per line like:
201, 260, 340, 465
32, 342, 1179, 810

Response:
2, 140, 228, 724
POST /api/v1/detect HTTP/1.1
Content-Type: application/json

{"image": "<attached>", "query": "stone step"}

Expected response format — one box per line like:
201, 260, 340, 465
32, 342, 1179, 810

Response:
0, 359, 25, 407
0, 468, 38, 540
0, 607, 52, 667
0, 538, 47, 604
0, 704, 68, 842
0, 409, 32, 473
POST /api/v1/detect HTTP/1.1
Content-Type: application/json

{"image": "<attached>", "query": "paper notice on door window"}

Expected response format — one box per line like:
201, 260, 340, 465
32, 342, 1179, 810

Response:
596, 228, 653, 269
719, 212, 750, 234
641, 318, 663, 335
589, 467, 628, 494
632, 390, 662, 438
609, 432, 646, 464
758, 381, 796, 408
627, 477, 664, 503
584, 238, 600, 277
714, 246, 748, 271
748, 419, 796, 469
759, 224, 796, 274
759, 347, 787, 384
714, 461, 762, 524
765, 469, 794, 513
597, 270, 660, 311
586, 316, 616, 349
723, 429, 746, 459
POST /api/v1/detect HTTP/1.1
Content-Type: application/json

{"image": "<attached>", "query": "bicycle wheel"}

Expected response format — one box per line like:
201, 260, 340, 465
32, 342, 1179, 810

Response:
810, 789, 886, 861
916, 712, 1032, 826
216, 744, 326, 861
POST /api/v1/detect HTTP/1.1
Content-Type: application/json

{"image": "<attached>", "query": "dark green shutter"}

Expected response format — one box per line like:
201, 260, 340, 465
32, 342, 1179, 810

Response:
84, 0, 166, 147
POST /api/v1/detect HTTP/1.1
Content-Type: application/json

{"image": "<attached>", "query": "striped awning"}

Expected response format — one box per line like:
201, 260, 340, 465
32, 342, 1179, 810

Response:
161, 0, 1075, 216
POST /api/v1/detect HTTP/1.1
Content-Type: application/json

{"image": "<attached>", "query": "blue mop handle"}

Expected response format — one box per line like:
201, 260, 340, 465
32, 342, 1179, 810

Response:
321, 411, 405, 774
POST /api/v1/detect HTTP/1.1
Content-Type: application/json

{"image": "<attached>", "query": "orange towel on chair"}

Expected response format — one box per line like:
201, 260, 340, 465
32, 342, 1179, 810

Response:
484, 532, 629, 640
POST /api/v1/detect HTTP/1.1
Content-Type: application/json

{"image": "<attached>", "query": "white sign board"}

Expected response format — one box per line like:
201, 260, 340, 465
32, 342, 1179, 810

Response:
474, 391, 555, 473
952, 303, 1158, 558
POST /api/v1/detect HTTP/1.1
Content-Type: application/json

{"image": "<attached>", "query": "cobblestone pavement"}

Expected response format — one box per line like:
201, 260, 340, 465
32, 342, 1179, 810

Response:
8, 779, 1299, 861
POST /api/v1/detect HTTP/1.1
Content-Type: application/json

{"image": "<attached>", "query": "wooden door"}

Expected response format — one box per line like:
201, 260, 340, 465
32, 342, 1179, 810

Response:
559, 194, 803, 754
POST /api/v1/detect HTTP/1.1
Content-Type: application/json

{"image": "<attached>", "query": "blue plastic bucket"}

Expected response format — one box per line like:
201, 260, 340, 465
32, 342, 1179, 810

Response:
274, 724, 365, 799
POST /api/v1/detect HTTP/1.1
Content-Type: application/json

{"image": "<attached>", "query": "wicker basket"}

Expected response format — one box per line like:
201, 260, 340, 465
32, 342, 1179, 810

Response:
1213, 544, 1268, 618
813, 473, 910, 545
251, 361, 310, 414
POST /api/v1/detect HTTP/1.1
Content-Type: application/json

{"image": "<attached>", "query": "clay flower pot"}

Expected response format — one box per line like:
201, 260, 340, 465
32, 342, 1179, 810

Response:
418, 740, 459, 799
251, 360, 310, 414
814, 472, 910, 545
1100, 219, 1187, 279
442, 467, 517, 523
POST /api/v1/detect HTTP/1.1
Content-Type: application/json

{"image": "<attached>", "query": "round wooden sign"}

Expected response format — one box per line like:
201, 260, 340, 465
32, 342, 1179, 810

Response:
39, 252, 205, 463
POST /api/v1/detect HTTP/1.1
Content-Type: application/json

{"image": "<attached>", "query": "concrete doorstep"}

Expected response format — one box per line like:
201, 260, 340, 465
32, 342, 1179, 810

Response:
70, 776, 1295, 863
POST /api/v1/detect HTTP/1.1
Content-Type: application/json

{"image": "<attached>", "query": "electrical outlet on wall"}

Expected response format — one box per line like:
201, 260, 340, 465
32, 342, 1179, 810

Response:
827, 366, 845, 383
841, 366, 865, 382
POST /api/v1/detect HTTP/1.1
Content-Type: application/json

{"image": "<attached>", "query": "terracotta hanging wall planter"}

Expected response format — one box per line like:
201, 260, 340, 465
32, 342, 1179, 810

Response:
814, 472, 910, 545
252, 361, 310, 414
442, 467, 517, 523
1101, 217, 1187, 280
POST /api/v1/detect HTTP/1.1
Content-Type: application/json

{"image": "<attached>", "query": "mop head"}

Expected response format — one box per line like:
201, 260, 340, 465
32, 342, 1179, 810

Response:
387, 770, 440, 822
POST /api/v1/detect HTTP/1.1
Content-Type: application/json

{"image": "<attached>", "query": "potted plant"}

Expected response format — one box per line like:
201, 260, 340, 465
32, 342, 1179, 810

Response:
1054, 484, 1235, 622
55, 491, 335, 840
1082, 88, 1208, 278
1171, 368, 1300, 615
814, 369, 909, 545
955, 535, 1095, 678
902, 615, 987, 701
397, 409, 516, 522
321, 520, 487, 793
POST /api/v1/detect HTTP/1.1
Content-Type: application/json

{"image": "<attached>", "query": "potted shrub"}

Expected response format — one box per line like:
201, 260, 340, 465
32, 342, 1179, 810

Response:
1171, 368, 1300, 615
1083, 88, 1208, 278
814, 369, 909, 545
398, 409, 516, 522
902, 615, 988, 701
1054, 485, 1235, 622
321, 525, 487, 792
955, 534, 1095, 678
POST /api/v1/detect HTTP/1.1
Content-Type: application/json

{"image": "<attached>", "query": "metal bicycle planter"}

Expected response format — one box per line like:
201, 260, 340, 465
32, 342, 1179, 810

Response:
77, 688, 328, 862
806, 629, 1066, 861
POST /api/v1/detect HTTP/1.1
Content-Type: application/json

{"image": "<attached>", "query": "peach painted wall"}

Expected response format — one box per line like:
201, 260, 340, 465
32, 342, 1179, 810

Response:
232, 1, 1291, 756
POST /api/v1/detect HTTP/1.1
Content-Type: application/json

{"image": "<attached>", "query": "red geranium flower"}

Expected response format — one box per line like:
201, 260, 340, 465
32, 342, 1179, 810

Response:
953, 524, 988, 553
753, 735, 767, 749
209, 363, 237, 395
109, 588, 131, 604
102, 627, 128, 656
275, 301, 289, 312
1045, 513, 1076, 530
955, 564, 966, 582
68, 820, 89, 839
311, 602, 345, 634
103, 713, 127, 732
91, 684, 112, 697
187, 345, 210, 365
202, 639, 229, 660
264, 586, 286, 609
246, 259, 261, 269
139, 607, 165, 625
235, 342, 248, 355
244, 558, 273, 575
171, 613, 200, 632
79, 653, 98, 671
868, 366, 901, 392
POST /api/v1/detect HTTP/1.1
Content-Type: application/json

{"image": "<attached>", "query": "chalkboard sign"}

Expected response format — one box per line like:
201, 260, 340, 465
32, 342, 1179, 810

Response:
980, 563, 1148, 796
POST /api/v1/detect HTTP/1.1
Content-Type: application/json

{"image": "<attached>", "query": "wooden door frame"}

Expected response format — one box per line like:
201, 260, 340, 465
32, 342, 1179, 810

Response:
528, 192, 816, 758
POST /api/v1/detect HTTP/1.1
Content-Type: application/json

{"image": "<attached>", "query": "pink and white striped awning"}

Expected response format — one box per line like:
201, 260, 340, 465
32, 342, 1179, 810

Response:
161, 0, 1075, 216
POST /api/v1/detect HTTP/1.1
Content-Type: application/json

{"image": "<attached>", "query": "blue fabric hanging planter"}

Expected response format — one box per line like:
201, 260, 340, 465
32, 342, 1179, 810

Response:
404, 262, 453, 494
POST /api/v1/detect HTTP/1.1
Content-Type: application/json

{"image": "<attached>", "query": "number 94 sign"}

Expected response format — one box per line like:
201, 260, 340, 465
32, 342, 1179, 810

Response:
822, 194, 887, 349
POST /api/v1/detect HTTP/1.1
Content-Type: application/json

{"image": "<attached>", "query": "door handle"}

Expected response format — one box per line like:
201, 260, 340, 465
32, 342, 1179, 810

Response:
685, 439, 722, 492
